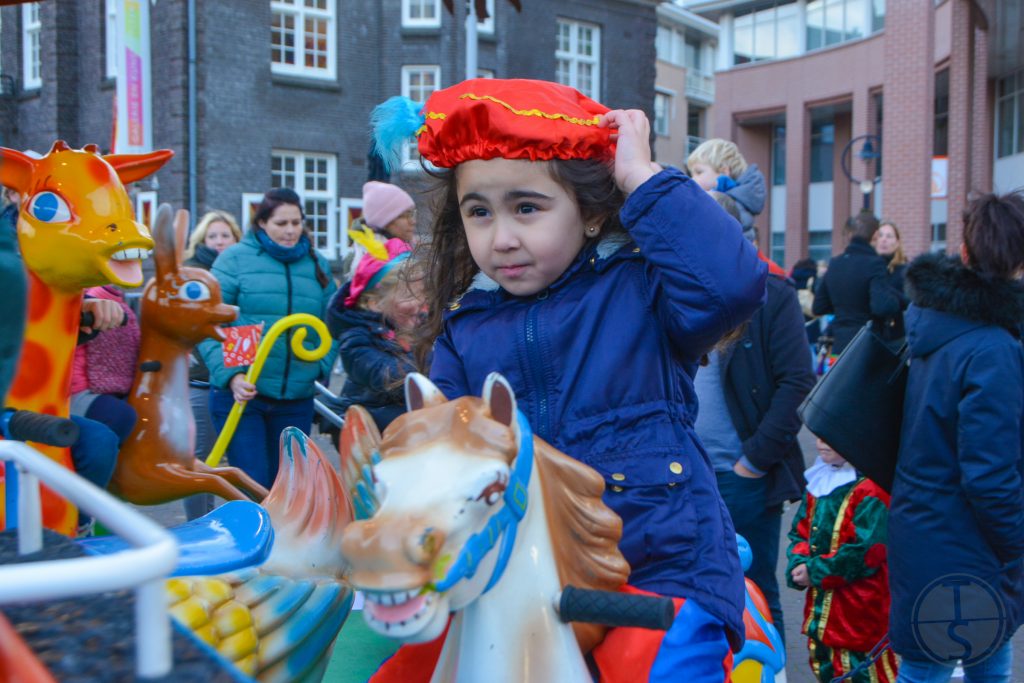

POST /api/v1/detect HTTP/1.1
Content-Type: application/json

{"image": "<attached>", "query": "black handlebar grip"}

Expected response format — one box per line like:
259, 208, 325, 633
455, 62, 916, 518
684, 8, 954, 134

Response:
80, 311, 95, 328
6, 411, 80, 447
558, 586, 676, 631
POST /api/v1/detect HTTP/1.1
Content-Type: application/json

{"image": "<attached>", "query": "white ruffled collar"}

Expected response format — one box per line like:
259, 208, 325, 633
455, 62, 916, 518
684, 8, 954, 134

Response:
804, 456, 858, 498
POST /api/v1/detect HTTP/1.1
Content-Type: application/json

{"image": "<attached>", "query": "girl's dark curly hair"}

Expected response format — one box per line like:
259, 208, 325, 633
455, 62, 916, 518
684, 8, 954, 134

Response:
413, 158, 627, 369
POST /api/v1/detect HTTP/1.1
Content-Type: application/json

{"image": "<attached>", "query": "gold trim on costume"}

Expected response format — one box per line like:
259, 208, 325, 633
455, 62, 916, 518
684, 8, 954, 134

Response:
446, 93, 602, 127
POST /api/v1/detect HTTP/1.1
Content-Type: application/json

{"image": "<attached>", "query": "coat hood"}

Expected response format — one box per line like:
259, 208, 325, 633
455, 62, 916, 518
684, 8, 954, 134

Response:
727, 164, 765, 232
904, 253, 1024, 357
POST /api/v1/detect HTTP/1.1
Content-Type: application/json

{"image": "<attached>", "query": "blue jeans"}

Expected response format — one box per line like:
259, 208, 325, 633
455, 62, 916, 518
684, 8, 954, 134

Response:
184, 385, 216, 521
715, 470, 785, 641
209, 389, 314, 490
69, 415, 119, 490
897, 641, 1013, 682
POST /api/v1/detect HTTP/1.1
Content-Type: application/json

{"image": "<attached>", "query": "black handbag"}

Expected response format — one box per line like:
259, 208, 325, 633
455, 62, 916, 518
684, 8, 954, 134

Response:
798, 322, 909, 493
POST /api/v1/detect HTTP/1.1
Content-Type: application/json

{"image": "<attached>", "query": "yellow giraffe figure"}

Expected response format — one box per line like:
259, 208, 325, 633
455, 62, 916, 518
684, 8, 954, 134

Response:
0, 141, 172, 535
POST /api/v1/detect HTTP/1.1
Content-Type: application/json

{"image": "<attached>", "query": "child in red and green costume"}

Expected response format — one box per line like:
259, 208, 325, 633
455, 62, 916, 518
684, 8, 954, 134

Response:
786, 438, 898, 683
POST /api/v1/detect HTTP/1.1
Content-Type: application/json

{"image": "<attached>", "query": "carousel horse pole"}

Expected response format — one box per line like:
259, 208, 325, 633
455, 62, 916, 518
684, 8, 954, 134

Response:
0, 142, 171, 535
110, 204, 269, 505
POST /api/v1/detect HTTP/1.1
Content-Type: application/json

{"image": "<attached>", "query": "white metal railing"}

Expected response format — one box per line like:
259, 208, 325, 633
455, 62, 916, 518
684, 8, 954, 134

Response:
0, 441, 179, 679
685, 70, 715, 102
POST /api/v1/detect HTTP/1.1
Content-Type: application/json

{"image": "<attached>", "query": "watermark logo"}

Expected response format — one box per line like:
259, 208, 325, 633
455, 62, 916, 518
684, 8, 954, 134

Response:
911, 574, 1007, 666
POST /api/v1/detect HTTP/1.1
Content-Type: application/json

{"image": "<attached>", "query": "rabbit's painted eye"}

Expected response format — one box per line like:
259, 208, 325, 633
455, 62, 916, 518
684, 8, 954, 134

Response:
178, 280, 210, 302
28, 192, 72, 223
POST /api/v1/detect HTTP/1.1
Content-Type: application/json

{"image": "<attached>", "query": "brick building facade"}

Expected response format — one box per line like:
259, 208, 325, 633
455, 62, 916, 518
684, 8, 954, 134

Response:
0, 0, 659, 262
685, 0, 1023, 268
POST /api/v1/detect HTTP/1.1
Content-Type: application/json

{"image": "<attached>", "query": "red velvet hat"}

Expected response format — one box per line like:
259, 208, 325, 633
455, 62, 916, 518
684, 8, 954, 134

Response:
371, 79, 614, 171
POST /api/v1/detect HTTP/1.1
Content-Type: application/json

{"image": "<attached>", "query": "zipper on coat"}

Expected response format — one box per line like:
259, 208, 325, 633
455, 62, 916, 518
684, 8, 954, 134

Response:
280, 261, 294, 397
524, 296, 550, 438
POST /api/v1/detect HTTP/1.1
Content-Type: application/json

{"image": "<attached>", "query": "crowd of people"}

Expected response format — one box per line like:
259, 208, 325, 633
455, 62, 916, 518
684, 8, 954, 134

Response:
2, 75, 1023, 683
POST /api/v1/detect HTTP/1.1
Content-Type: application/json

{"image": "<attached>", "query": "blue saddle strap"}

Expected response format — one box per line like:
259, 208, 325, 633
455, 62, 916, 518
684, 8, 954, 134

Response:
432, 410, 533, 594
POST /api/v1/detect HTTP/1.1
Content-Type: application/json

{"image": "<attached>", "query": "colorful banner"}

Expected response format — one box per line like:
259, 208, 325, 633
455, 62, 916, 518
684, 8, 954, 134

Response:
114, 0, 152, 153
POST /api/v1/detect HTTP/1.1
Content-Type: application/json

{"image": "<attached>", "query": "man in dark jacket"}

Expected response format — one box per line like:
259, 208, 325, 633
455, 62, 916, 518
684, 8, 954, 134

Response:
696, 271, 816, 637
813, 212, 901, 354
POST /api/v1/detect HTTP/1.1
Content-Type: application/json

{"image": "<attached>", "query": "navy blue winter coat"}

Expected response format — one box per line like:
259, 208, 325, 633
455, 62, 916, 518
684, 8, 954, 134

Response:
325, 282, 417, 431
889, 254, 1024, 661
430, 169, 768, 648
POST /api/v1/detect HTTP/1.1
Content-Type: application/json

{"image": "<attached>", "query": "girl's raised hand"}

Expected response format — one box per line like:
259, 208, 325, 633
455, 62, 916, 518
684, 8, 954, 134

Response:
600, 109, 662, 195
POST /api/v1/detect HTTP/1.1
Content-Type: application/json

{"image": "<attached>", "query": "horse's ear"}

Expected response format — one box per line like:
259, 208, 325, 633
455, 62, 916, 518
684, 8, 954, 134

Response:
405, 373, 447, 412
482, 373, 517, 428
173, 208, 189, 266
152, 204, 178, 279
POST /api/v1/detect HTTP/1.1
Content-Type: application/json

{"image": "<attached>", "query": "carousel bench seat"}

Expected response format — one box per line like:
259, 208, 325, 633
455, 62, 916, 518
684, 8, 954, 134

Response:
78, 500, 274, 577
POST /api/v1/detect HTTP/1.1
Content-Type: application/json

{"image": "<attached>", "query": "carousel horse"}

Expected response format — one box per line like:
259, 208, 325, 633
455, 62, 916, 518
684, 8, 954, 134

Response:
0, 141, 171, 534
340, 373, 631, 682
111, 204, 268, 505
339, 374, 788, 683
167, 427, 355, 681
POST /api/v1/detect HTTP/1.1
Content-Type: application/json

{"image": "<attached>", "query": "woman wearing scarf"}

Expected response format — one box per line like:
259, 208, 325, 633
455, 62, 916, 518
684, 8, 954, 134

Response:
198, 188, 338, 489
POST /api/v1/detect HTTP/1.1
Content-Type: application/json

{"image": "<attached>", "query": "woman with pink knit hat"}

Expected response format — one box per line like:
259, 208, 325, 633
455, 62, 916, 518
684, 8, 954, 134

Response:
346, 181, 417, 280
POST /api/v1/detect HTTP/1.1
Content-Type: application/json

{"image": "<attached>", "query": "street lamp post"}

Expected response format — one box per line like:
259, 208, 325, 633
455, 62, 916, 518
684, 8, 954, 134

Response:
840, 134, 882, 212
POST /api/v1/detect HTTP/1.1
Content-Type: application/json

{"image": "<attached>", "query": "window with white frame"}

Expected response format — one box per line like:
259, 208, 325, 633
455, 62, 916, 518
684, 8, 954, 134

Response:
653, 90, 672, 137
22, 2, 41, 89
401, 65, 441, 168
402, 0, 441, 28
555, 19, 600, 101
271, 0, 336, 80
271, 150, 338, 258
477, 0, 495, 34
105, 0, 118, 80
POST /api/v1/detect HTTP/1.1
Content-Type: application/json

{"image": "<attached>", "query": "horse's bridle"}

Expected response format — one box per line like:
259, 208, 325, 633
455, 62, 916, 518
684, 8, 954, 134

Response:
430, 410, 534, 595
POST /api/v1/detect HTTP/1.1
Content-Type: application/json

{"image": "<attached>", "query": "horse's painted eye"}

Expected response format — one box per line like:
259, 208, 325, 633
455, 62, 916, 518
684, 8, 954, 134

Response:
477, 479, 506, 506
28, 192, 72, 223
178, 280, 210, 302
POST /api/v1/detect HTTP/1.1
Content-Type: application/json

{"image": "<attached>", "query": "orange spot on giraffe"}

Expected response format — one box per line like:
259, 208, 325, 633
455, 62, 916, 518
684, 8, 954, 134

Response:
41, 404, 58, 416
28, 281, 52, 322
8, 342, 51, 400
64, 297, 80, 335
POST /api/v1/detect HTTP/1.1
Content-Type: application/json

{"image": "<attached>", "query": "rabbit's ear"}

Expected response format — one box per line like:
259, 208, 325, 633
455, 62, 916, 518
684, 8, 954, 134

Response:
153, 204, 178, 278
173, 209, 189, 268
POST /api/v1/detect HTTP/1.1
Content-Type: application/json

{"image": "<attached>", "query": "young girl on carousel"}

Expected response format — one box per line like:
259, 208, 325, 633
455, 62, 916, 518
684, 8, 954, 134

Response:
369, 78, 767, 681
326, 233, 422, 433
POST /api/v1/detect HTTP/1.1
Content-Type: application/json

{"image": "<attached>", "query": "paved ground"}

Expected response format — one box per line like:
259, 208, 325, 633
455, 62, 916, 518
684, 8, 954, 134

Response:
137, 423, 1024, 681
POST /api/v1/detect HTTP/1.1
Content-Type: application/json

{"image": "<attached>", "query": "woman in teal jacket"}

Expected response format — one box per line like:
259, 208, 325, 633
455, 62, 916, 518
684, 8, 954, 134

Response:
199, 188, 338, 488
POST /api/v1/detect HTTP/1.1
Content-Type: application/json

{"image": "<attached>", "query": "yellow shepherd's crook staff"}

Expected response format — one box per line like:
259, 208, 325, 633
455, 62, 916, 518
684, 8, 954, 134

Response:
206, 313, 332, 467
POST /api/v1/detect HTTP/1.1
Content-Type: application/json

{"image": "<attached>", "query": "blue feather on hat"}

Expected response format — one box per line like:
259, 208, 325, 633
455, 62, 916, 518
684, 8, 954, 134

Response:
370, 96, 426, 174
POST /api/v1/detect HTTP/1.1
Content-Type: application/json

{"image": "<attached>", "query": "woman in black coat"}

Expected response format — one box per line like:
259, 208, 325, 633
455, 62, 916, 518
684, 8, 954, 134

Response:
872, 220, 910, 342
889, 193, 1024, 681
812, 212, 901, 355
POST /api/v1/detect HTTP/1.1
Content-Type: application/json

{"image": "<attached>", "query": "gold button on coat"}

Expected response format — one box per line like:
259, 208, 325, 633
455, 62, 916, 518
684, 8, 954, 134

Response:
669, 462, 683, 475
611, 485, 624, 492
611, 473, 626, 482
